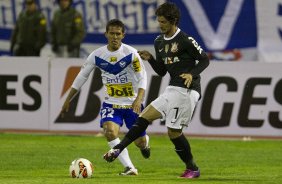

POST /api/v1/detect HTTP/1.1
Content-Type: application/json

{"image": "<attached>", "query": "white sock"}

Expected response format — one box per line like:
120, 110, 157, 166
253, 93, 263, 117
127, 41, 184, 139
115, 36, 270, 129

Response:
108, 138, 135, 169
145, 134, 150, 148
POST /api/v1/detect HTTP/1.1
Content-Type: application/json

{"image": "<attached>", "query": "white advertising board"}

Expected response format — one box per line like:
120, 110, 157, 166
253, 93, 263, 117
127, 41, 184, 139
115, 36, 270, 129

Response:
0, 57, 49, 130
1, 57, 281, 137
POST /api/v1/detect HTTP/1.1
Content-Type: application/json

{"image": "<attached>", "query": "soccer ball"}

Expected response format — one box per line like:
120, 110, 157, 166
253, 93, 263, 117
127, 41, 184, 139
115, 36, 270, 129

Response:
69, 158, 94, 178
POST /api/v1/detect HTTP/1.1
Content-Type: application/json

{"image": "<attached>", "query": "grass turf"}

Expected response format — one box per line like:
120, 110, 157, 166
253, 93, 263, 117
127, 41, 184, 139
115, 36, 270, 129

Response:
0, 133, 281, 184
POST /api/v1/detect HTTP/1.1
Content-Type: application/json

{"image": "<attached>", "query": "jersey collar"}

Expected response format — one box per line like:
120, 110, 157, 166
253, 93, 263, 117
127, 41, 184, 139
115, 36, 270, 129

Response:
164, 28, 181, 40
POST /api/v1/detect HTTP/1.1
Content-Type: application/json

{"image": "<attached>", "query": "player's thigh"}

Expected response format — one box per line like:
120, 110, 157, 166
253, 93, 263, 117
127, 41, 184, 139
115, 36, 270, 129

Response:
166, 89, 199, 129
147, 88, 177, 123
140, 104, 162, 122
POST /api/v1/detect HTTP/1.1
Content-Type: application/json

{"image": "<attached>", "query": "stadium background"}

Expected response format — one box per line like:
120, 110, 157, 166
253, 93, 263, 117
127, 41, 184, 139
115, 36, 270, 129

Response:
0, 0, 281, 138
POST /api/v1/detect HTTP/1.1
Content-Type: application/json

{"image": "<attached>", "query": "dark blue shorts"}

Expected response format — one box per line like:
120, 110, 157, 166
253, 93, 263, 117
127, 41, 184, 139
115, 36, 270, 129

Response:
100, 102, 146, 137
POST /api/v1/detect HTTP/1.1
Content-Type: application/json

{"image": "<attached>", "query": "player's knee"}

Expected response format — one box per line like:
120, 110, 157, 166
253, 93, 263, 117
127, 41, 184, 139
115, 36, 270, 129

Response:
139, 105, 161, 122
104, 128, 118, 141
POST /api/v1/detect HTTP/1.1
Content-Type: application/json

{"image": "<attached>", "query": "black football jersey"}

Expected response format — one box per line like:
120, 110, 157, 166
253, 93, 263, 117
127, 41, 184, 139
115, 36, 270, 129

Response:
148, 29, 209, 97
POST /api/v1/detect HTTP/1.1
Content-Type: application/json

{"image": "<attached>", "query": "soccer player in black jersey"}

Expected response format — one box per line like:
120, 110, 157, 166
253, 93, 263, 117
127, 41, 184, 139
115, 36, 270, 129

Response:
103, 2, 209, 178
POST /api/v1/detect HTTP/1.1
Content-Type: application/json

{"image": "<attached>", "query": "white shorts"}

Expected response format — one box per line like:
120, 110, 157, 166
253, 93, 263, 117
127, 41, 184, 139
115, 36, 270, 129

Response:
151, 86, 200, 129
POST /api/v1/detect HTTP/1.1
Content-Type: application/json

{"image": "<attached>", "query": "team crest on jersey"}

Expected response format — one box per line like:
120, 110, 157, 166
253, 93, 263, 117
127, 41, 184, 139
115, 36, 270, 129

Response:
165, 44, 169, 53
106, 83, 134, 97
110, 57, 117, 62
119, 61, 126, 68
171, 42, 178, 53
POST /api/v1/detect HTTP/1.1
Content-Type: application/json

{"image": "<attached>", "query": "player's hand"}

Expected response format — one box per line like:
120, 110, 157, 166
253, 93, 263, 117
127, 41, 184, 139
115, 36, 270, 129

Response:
179, 73, 193, 88
60, 100, 70, 118
138, 50, 153, 61
132, 98, 142, 114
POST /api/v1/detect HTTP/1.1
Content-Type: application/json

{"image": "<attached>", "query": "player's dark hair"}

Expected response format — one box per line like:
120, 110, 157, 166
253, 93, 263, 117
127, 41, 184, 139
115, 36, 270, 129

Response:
155, 2, 180, 25
106, 19, 125, 33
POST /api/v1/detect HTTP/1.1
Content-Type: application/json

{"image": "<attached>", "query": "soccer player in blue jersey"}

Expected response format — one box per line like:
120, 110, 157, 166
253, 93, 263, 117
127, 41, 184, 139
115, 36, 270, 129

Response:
60, 19, 150, 175
103, 2, 210, 178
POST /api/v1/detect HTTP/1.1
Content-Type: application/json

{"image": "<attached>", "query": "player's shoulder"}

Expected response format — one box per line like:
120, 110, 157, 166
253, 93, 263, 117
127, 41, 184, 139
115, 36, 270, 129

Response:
153, 34, 164, 46
178, 30, 188, 37
121, 43, 138, 54
154, 34, 164, 42
178, 31, 197, 46
88, 45, 107, 59
179, 31, 205, 55
177, 30, 191, 41
121, 43, 137, 52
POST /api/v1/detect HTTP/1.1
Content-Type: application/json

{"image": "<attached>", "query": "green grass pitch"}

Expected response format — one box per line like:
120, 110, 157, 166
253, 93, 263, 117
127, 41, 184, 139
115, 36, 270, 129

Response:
0, 133, 281, 184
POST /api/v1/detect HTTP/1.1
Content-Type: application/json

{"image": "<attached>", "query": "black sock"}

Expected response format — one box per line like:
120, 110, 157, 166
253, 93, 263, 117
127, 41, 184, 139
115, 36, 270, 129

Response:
170, 134, 198, 171
114, 117, 150, 151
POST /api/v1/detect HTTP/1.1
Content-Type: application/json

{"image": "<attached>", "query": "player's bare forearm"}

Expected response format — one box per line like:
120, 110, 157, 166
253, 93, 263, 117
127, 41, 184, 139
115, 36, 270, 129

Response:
132, 88, 145, 114
60, 88, 78, 118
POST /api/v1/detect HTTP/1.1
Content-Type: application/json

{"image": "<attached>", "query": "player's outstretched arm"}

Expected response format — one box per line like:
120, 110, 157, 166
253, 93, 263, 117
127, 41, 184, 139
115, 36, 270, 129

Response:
138, 50, 167, 76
